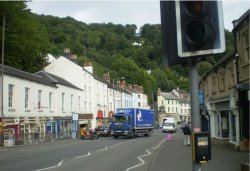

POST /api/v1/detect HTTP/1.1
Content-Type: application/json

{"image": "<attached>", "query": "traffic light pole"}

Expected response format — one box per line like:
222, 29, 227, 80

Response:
189, 58, 202, 171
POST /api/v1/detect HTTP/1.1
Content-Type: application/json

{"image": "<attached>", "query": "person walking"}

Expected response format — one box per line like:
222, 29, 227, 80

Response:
183, 124, 191, 146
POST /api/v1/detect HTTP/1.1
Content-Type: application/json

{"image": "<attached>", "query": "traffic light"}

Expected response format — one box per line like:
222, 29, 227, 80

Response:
160, 1, 225, 65
175, 0, 225, 57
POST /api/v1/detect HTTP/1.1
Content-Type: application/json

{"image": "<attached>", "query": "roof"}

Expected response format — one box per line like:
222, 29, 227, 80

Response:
232, 9, 250, 32
35, 71, 82, 90
175, 89, 189, 94
202, 50, 235, 79
160, 92, 179, 100
0, 65, 57, 87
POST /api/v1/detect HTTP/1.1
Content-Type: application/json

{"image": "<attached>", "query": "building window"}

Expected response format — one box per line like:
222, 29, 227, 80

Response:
38, 90, 42, 109
62, 93, 65, 111
212, 75, 216, 94
78, 96, 81, 111
8, 84, 14, 108
138, 102, 141, 107
215, 111, 229, 138
49, 92, 52, 111
218, 70, 225, 91
70, 94, 73, 111
243, 31, 249, 62
228, 66, 235, 87
25, 87, 29, 108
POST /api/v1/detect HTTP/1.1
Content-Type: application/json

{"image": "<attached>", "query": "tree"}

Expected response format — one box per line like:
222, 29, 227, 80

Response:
151, 68, 176, 92
0, 2, 51, 72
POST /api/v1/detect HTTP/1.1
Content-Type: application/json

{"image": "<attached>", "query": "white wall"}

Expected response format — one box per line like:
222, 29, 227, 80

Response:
3, 74, 82, 119
3, 74, 56, 118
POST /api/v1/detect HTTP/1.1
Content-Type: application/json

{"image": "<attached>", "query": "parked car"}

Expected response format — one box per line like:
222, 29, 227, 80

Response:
96, 124, 111, 136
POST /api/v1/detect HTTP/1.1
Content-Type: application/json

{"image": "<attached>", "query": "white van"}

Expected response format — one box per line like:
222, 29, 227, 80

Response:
162, 117, 177, 133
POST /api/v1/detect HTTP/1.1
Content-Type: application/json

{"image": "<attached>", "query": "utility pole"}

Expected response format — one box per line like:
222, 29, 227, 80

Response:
189, 59, 201, 171
113, 79, 115, 113
1, 16, 5, 118
1, 15, 5, 144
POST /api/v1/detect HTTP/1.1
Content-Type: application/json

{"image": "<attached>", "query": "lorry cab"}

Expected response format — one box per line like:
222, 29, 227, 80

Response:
110, 114, 134, 138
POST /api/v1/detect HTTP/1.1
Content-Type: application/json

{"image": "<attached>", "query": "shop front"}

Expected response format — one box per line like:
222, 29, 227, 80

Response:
46, 117, 72, 140
208, 98, 239, 147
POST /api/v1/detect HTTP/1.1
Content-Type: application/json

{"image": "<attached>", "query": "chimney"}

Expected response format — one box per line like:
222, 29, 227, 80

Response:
121, 80, 126, 89
103, 72, 110, 83
83, 61, 93, 74
64, 48, 71, 59
127, 84, 133, 90
133, 84, 138, 91
138, 86, 144, 93
70, 54, 77, 60
157, 88, 161, 96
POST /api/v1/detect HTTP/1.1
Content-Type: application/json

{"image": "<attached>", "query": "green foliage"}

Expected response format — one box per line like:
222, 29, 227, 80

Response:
0, 3, 236, 102
0, 2, 51, 72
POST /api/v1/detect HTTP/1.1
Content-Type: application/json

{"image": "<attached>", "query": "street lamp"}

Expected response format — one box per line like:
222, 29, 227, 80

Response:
1, 15, 5, 146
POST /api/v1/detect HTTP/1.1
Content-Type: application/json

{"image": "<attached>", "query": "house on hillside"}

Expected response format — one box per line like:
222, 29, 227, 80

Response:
157, 88, 179, 122
172, 88, 191, 123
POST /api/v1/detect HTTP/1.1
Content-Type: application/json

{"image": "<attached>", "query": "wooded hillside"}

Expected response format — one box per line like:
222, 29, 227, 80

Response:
0, 2, 234, 103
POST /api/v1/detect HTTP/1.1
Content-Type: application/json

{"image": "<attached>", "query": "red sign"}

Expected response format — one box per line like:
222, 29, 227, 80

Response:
97, 111, 103, 118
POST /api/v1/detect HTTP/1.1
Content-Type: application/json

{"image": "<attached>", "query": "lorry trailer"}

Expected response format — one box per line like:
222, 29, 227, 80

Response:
110, 108, 155, 139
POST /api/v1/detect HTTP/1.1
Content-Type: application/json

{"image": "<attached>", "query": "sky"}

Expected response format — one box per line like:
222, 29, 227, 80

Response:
27, 1, 250, 32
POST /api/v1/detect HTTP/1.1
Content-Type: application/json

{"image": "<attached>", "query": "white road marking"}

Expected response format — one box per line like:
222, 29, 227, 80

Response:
126, 138, 166, 171
126, 149, 152, 171
34, 152, 91, 171
97, 146, 108, 151
74, 152, 91, 159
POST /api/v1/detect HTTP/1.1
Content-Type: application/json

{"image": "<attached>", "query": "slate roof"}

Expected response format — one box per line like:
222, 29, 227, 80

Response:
35, 71, 82, 90
0, 65, 57, 87
160, 92, 179, 100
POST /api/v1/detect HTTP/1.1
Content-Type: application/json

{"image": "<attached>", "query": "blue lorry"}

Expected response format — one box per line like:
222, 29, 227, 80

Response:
110, 108, 155, 139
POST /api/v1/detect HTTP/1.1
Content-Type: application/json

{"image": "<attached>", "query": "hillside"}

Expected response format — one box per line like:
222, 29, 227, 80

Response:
0, 2, 234, 103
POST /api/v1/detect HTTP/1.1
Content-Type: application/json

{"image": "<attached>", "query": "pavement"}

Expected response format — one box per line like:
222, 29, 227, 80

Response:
150, 129, 249, 171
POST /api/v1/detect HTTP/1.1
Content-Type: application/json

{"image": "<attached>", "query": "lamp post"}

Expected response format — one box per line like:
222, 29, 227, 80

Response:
1, 15, 5, 145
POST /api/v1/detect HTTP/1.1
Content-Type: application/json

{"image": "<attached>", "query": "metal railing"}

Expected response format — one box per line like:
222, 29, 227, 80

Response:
0, 131, 80, 147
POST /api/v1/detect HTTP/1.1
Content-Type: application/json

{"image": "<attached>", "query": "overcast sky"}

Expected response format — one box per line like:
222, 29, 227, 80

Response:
27, 1, 250, 32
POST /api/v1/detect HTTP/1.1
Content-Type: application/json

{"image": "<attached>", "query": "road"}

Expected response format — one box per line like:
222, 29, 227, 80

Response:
0, 129, 169, 171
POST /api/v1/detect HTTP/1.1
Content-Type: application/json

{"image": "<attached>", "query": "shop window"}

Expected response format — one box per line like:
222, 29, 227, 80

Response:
215, 111, 229, 138
231, 113, 236, 142
221, 112, 229, 138
243, 31, 249, 63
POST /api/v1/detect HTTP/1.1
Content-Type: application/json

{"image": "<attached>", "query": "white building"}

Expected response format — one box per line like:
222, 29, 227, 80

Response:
172, 88, 191, 122
157, 88, 179, 122
44, 57, 99, 128
0, 65, 82, 145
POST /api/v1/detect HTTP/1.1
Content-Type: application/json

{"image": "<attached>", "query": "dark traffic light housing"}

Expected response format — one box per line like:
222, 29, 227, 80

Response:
160, 1, 225, 65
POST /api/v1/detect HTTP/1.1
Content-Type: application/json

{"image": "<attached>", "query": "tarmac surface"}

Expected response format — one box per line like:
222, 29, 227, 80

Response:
150, 130, 249, 171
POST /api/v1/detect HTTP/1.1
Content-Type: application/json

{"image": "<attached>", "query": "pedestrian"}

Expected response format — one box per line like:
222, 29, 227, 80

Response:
183, 124, 191, 146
